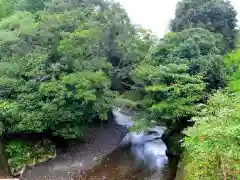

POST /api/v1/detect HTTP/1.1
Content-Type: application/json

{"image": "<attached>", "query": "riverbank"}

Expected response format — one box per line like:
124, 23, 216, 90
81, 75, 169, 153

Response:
21, 123, 128, 180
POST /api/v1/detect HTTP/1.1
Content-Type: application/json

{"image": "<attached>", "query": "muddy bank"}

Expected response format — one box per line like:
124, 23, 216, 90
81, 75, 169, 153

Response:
22, 123, 128, 180
174, 161, 185, 180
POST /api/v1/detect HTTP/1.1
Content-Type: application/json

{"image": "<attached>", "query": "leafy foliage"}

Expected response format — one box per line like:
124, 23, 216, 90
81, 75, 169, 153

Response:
183, 92, 240, 180
5, 139, 55, 176
0, 7, 118, 139
183, 33, 240, 180
131, 60, 206, 129
171, 0, 238, 51
15, 0, 49, 12
224, 44, 240, 92
0, 0, 16, 20
151, 28, 226, 89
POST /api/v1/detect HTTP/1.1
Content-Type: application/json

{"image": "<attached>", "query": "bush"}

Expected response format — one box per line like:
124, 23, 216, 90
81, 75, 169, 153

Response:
183, 92, 240, 180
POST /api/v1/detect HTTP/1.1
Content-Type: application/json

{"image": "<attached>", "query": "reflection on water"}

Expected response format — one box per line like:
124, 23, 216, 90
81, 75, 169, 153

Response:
73, 147, 175, 180
76, 109, 177, 180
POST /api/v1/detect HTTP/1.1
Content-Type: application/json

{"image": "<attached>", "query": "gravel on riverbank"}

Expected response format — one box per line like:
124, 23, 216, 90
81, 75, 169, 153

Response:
21, 123, 128, 180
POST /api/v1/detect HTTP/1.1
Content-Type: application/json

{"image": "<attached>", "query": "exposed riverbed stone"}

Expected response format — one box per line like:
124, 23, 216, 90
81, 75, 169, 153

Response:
174, 160, 186, 180
21, 123, 128, 180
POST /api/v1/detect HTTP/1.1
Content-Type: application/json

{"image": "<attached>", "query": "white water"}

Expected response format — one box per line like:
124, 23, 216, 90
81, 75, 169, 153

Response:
112, 109, 168, 171
112, 109, 133, 128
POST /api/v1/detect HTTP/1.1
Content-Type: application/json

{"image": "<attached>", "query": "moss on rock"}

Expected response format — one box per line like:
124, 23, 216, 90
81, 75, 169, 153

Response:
5, 139, 56, 176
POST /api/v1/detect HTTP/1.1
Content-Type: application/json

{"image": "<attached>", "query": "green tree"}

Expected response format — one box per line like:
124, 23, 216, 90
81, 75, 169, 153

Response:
0, 0, 16, 20
183, 92, 240, 180
0, 4, 115, 140
171, 0, 238, 51
15, 0, 49, 12
131, 62, 205, 129
94, 2, 156, 91
45, 0, 107, 12
182, 32, 240, 180
151, 28, 226, 90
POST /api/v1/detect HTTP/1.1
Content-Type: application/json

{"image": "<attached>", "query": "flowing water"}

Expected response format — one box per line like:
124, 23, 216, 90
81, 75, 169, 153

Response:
73, 146, 175, 180
72, 109, 177, 180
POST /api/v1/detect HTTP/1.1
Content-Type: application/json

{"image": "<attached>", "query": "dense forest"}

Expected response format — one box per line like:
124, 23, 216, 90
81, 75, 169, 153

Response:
0, 0, 239, 179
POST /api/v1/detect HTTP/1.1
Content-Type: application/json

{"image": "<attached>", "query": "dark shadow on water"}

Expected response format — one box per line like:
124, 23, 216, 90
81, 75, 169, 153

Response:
73, 147, 178, 180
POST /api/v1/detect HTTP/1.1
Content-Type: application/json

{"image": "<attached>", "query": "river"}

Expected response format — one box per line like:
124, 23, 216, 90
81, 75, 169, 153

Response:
4, 110, 177, 180
72, 109, 177, 180
72, 146, 177, 180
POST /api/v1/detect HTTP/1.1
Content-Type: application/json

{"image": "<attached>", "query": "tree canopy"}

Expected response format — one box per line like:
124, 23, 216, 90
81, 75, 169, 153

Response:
0, 0, 153, 141
151, 28, 226, 89
0, 0, 239, 178
171, 0, 238, 51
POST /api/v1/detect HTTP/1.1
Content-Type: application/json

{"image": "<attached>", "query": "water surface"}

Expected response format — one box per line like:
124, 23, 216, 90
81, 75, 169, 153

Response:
73, 147, 176, 180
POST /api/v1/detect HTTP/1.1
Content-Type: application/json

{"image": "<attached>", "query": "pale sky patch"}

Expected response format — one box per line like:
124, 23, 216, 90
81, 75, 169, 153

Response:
119, 0, 240, 38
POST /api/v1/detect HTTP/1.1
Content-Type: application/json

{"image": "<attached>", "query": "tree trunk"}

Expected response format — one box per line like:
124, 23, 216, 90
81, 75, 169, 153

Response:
0, 138, 11, 178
